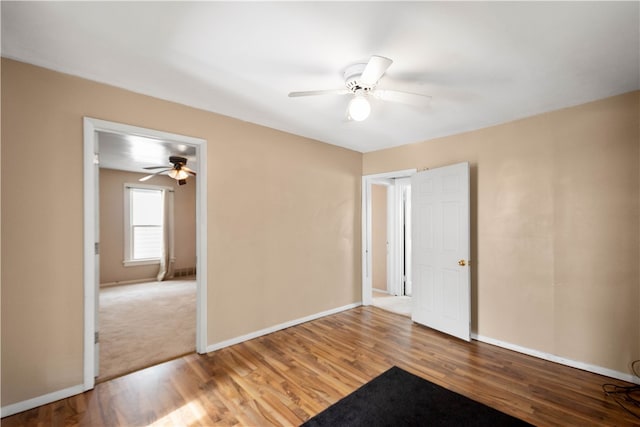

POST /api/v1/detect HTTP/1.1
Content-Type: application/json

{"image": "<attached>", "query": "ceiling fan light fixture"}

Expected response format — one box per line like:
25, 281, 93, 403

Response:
348, 94, 371, 121
168, 168, 189, 180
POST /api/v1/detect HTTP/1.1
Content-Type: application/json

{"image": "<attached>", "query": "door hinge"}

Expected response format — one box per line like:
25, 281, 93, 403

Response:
95, 242, 100, 255
94, 153, 100, 165
94, 332, 99, 344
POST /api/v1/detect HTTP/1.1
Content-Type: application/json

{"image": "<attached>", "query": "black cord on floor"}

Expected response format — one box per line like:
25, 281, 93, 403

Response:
603, 360, 640, 420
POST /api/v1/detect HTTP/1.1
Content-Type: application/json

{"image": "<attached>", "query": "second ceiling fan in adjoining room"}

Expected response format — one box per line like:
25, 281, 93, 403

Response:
139, 155, 196, 186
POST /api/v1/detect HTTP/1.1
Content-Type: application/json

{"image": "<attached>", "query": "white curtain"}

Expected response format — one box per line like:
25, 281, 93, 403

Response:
157, 189, 175, 281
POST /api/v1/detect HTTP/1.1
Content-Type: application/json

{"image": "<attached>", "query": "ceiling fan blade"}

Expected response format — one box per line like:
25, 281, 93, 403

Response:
138, 169, 170, 182
182, 166, 197, 176
288, 89, 350, 97
143, 165, 169, 170
360, 56, 393, 86
373, 89, 432, 106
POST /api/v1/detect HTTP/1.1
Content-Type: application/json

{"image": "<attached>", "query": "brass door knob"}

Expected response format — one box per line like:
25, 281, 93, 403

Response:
458, 259, 466, 266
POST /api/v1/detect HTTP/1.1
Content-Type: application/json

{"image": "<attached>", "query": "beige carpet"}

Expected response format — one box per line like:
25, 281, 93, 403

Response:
98, 279, 196, 381
372, 292, 412, 317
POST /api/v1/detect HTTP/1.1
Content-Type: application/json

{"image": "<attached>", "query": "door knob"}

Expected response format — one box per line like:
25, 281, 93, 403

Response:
458, 259, 466, 266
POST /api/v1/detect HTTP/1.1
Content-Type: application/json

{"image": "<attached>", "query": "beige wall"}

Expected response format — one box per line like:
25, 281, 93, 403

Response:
364, 91, 640, 375
372, 184, 387, 291
1, 59, 362, 406
99, 168, 196, 285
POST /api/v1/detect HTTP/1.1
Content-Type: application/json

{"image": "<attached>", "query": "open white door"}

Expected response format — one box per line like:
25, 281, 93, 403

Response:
411, 162, 470, 341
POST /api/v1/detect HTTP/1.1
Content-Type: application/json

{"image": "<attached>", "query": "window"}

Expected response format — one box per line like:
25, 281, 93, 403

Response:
123, 185, 169, 266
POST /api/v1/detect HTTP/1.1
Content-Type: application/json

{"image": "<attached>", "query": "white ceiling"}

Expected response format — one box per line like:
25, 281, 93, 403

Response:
97, 131, 197, 174
2, 2, 639, 154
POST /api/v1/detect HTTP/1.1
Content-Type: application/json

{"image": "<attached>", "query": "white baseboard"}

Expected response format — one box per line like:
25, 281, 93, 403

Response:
206, 302, 362, 353
472, 333, 640, 385
1, 384, 84, 418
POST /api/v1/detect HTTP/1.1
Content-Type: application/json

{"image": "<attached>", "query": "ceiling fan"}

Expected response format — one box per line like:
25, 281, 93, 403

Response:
288, 55, 431, 121
139, 156, 196, 186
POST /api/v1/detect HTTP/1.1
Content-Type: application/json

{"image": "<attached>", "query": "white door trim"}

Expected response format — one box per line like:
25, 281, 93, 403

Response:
82, 117, 208, 391
362, 169, 416, 305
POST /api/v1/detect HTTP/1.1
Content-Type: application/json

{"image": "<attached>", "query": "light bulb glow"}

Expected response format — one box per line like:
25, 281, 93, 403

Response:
348, 95, 371, 121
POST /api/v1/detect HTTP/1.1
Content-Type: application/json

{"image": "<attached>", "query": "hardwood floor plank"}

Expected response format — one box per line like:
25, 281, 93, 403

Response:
3, 306, 638, 426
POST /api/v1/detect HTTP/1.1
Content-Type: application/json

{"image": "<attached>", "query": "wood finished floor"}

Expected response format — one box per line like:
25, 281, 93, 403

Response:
3, 306, 638, 426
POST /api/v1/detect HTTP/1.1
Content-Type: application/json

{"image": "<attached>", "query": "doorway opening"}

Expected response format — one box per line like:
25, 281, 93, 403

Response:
96, 135, 197, 381
362, 169, 416, 316
83, 118, 208, 391
372, 178, 412, 315
363, 164, 471, 340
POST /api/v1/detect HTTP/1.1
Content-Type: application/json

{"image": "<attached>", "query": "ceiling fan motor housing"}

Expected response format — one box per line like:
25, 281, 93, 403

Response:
344, 63, 375, 93
169, 155, 188, 166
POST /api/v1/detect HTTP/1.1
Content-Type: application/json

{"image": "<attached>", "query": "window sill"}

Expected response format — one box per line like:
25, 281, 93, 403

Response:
123, 259, 160, 267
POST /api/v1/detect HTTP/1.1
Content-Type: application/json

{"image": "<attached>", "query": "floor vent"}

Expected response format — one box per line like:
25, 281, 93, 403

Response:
174, 267, 196, 278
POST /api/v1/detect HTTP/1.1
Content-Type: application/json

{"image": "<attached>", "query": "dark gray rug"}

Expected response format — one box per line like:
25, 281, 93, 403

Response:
302, 366, 534, 427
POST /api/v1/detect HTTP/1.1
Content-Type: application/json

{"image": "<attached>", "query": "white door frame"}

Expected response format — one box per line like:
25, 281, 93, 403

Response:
82, 117, 208, 390
362, 169, 416, 305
